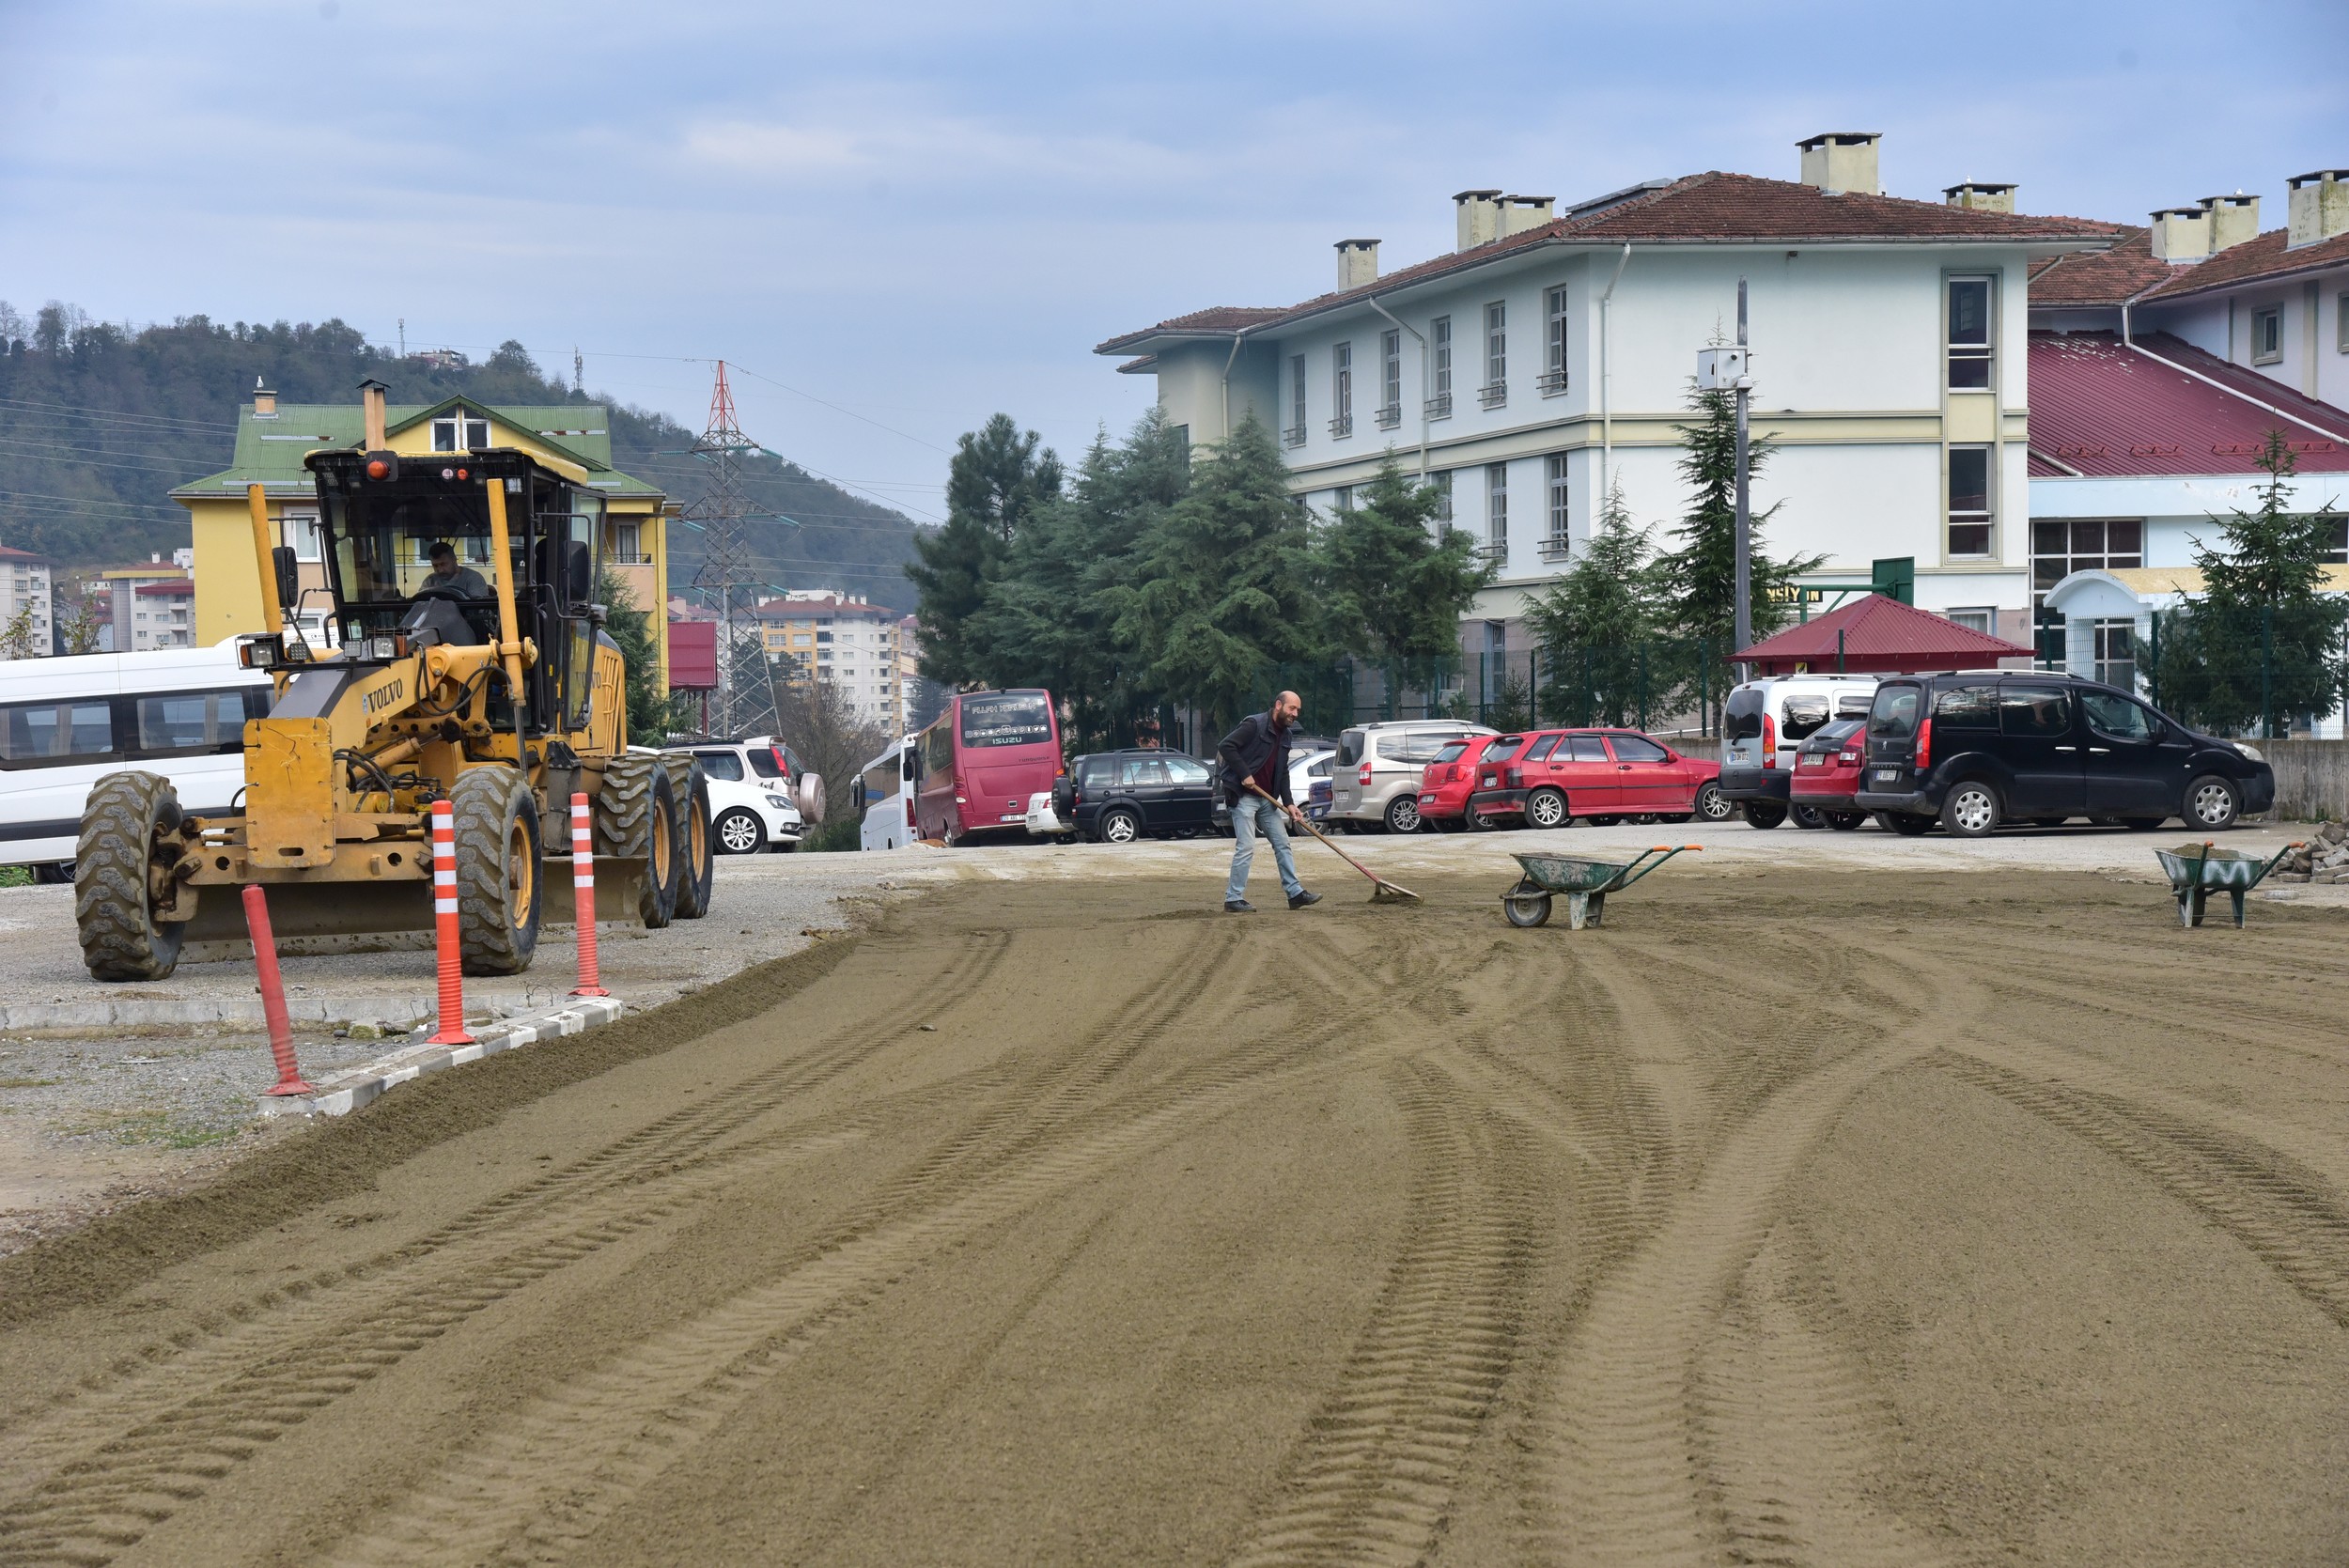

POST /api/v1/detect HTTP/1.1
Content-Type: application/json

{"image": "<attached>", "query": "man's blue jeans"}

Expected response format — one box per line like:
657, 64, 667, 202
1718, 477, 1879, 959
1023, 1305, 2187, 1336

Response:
1227, 796, 1304, 905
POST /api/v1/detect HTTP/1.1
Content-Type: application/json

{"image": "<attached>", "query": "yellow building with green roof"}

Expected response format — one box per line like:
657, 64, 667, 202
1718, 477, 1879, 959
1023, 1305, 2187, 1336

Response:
171, 383, 677, 682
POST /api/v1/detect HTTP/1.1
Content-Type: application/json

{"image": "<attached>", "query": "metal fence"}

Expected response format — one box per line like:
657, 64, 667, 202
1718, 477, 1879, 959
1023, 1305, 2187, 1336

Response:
1237, 641, 1736, 738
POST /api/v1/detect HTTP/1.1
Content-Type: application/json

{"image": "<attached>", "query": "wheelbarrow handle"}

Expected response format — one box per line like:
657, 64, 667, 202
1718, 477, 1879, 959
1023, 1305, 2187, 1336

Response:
1610, 844, 1701, 891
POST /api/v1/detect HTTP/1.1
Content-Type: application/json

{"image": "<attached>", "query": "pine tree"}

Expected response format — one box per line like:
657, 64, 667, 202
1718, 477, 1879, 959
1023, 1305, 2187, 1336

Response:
1525, 479, 1659, 724
1102, 416, 1320, 732
2155, 431, 2348, 735
597, 567, 686, 743
907, 412, 1062, 687
1318, 457, 1492, 670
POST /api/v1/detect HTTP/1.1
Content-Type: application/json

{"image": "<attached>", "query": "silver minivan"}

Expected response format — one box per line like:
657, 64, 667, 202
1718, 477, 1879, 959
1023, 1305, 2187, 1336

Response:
1329, 720, 1496, 832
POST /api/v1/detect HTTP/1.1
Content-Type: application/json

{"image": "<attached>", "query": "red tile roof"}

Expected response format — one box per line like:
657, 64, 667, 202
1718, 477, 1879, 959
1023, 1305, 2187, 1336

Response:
2027, 226, 2182, 307
134, 580, 194, 597
1100, 171, 2119, 353
2027, 331, 2349, 476
2143, 225, 2349, 303
1733, 593, 2031, 675
0, 545, 48, 563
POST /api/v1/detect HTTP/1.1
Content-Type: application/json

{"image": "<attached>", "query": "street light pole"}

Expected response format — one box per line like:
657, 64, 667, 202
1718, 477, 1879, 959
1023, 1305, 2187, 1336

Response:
1733, 276, 1751, 682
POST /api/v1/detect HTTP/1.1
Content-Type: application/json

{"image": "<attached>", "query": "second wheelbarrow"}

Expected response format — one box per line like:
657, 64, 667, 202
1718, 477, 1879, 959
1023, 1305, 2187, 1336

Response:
1501, 845, 1701, 930
2153, 840, 2303, 928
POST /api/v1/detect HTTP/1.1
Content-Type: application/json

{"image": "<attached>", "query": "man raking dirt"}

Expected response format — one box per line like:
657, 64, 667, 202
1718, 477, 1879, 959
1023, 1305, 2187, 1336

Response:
1216, 692, 1319, 913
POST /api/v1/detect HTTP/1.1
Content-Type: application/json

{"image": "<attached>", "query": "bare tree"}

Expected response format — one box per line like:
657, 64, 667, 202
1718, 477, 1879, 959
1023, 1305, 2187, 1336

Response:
769, 668, 892, 841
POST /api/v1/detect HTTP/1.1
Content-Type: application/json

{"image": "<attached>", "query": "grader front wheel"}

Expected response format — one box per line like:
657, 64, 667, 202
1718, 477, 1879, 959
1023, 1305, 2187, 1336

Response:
75, 770, 187, 982
596, 754, 680, 928
452, 767, 542, 976
661, 754, 715, 922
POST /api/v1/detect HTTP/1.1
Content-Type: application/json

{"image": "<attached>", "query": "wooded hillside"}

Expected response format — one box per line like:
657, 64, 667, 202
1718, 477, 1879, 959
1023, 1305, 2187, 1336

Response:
0, 302, 919, 609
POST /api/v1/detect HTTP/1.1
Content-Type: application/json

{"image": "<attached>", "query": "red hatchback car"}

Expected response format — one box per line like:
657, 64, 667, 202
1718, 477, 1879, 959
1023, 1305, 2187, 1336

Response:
1466, 728, 1729, 830
1414, 734, 1508, 831
1787, 717, 1869, 830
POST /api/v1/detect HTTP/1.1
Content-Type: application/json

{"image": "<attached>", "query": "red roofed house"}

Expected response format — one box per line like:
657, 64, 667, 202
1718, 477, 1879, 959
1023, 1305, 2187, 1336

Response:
1099, 132, 2121, 685
1732, 592, 2032, 676
2025, 169, 2349, 726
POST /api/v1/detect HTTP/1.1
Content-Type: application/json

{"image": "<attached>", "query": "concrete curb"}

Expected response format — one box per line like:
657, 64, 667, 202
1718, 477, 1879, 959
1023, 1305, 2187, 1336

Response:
0, 986, 590, 1033
256, 996, 626, 1119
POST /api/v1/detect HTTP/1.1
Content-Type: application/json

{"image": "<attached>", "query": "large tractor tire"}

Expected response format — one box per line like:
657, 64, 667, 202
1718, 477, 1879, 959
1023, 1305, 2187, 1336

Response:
75, 770, 188, 982
596, 753, 679, 929
452, 766, 542, 976
661, 754, 715, 921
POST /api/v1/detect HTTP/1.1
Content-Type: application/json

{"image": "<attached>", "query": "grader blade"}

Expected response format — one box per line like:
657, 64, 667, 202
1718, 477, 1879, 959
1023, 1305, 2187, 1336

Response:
175, 857, 646, 964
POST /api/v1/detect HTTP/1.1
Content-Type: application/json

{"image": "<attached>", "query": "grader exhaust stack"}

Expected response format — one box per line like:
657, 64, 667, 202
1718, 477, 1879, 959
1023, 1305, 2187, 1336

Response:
74, 425, 716, 981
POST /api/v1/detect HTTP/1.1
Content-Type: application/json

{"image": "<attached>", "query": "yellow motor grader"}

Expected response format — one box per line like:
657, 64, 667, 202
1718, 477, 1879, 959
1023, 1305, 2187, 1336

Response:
74, 411, 715, 981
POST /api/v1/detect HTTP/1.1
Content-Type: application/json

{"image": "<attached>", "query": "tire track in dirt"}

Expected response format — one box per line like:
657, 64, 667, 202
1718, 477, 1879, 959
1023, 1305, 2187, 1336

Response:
1937, 1053, 2349, 1328
1221, 1057, 1542, 1568
1691, 1229, 1950, 1567
320, 933, 1451, 1568
0, 927, 1252, 1568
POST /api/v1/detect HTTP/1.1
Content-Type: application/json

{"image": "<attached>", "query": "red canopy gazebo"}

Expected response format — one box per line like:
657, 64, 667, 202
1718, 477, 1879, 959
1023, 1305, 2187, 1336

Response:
1731, 593, 2032, 675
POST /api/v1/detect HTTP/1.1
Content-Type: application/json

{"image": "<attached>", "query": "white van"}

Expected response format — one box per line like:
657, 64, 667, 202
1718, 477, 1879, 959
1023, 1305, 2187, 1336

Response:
856, 739, 916, 851
0, 641, 274, 877
1718, 675, 1880, 828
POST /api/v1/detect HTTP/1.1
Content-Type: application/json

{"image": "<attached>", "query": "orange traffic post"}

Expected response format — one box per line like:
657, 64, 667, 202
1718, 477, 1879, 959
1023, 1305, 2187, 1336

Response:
242, 884, 315, 1096
568, 792, 608, 997
428, 800, 474, 1046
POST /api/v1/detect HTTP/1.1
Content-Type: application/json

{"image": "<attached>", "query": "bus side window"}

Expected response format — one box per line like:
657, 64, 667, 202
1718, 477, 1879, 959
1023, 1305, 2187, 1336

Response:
139, 690, 249, 754
0, 699, 116, 768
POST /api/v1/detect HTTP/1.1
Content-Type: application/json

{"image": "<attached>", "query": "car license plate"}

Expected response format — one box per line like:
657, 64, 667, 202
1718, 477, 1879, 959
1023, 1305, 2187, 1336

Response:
1420, 793, 1435, 803
1000, 813, 1023, 822
1873, 768, 1899, 783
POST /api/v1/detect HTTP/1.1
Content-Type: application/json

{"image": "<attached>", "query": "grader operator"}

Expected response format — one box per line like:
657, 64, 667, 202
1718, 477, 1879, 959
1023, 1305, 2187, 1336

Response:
74, 422, 716, 981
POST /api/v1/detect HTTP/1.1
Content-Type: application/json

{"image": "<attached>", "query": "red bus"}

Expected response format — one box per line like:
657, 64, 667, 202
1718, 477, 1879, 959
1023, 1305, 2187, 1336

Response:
912, 689, 1062, 844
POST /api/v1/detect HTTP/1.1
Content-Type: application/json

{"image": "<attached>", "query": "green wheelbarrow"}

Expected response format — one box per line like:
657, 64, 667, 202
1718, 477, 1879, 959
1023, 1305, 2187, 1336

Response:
1501, 845, 1701, 930
2153, 840, 2304, 928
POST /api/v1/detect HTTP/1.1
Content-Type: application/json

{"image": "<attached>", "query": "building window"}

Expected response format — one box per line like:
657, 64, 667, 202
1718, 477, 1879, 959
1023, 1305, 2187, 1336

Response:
2251, 306, 2283, 365
1541, 455, 1570, 560
1431, 470, 1454, 531
1377, 330, 1402, 428
2030, 519, 2142, 665
1485, 462, 1508, 562
1286, 355, 1306, 447
1946, 608, 1995, 635
430, 410, 490, 451
281, 512, 322, 562
612, 521, 646, 564
1333, 486, 1354, 516
1330, 342, 1353, 438
1947, 277, 1993, 390
1481, 302, 1507, 408
1541, 286, 1569, 395
1947, 445, 1993, 557
2092, 619, 2137, 690
1428, 318, 1452, 418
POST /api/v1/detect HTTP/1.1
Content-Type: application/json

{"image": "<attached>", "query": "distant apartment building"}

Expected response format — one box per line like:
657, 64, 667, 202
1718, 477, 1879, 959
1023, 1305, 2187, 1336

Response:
90, 558, 194, 652
1099, 132, 2121, 655
0, 545, 54, 659
757, 591, 905, 735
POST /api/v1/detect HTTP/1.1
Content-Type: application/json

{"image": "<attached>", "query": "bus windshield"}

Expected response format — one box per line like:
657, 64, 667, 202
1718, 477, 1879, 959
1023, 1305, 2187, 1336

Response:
958, 691, 1053, 749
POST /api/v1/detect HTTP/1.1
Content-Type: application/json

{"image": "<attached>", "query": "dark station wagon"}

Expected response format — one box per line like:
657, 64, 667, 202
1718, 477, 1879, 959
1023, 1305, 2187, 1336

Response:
1855, 672, 2276, 837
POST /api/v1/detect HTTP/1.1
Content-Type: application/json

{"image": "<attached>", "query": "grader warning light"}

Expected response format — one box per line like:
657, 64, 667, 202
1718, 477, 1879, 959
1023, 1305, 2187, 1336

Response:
364, 451, 399, 481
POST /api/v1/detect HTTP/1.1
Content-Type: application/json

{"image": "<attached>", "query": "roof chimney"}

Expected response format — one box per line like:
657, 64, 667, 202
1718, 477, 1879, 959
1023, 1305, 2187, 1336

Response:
1454, 189, 1502, 251
1943, 179, 2015, 213
2286, 169, 2349, 250
1498, 194, 1556, 238
1797, 132, 1881, 195
1335, 238, 1380, 291
251, 376, 277, 418
2149, 204, 2211, 262
358, 379, 388, 449
2201, 191, 2262, 253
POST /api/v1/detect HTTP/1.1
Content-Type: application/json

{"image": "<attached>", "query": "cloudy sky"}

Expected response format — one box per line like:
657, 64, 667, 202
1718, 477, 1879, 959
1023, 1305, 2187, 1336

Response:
4, 0, 2343, 525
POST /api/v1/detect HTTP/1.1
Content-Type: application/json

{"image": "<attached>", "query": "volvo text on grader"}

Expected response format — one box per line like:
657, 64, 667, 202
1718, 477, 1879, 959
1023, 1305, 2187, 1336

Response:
73, 382, 717, 981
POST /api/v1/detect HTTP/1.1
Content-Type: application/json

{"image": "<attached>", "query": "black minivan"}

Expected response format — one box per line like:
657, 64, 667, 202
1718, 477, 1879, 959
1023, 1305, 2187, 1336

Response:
1855, 673, 2275, 837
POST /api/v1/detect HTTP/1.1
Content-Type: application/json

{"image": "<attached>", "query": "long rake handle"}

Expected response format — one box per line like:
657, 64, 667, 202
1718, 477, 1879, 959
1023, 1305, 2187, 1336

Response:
1244, 780, 1384, 888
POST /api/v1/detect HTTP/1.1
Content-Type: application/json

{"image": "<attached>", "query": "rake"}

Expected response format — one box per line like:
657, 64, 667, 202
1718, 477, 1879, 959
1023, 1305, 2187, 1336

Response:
1243, 779, 1422, 906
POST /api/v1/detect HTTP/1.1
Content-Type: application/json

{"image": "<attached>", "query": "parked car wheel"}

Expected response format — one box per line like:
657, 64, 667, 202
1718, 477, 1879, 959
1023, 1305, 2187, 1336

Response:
1693, 782, 1734, 823
712, 807, 766, 856
1879, 811, 1936, 837
1741, 801, 1786, 830
1384, 794, 1422, 834
1791, 804, 1826, 831
2185, 774, 2242, 831
1525, 787, 1568, 831
1826, 811, 1866, 831
1466, 810, 1498, 832
1099, 808, 1142, 845
1429, 816, 1465, 833
1940, 780, 2001, 838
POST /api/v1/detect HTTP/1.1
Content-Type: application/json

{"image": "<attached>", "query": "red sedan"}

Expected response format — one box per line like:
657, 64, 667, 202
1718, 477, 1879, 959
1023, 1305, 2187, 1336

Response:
1787, 718, 1869, 830
1467, 728, 1730, 830
1415, 734, 1511, 831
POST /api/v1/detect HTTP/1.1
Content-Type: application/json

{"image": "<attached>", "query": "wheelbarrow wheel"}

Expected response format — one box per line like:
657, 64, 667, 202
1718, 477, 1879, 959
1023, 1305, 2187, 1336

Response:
1502, 880, 1552, 928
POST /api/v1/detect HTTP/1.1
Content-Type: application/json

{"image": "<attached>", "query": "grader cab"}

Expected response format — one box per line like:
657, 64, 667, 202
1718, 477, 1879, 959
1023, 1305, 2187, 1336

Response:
74, 413, 715, 981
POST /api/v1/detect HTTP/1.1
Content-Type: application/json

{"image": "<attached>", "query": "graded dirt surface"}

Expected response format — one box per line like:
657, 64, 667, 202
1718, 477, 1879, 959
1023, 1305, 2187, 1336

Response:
2, 864, 2346, 1567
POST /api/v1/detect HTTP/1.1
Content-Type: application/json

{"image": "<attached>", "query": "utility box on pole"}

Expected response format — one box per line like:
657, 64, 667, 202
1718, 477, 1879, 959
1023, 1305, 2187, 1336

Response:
1696, 347, 1752, 391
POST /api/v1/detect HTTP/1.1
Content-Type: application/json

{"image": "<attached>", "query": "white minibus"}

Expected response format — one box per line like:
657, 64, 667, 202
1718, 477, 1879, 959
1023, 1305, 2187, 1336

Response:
0, 641, 273, 878
856, 739, 915, 851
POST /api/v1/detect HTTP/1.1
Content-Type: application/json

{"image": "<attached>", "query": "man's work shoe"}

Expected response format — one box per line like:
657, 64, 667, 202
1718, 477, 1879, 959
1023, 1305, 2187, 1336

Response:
1224, 899, 1256, 913
1288, 890, 1322, 908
